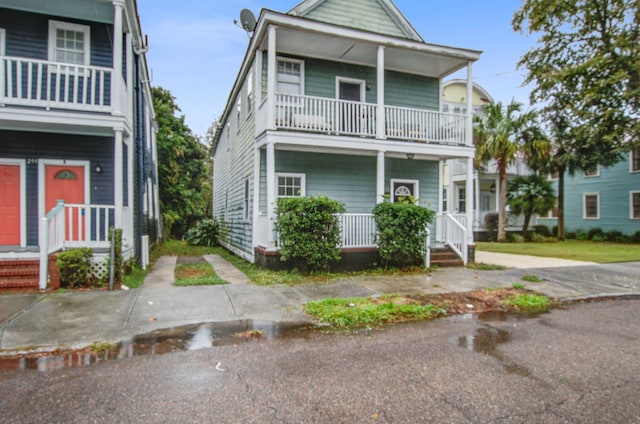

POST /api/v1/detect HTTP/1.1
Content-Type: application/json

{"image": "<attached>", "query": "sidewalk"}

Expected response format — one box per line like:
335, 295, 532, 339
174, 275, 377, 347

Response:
1, 253, 639, 352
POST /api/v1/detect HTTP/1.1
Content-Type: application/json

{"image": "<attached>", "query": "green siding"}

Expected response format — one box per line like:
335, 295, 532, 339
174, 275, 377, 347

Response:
302, 0, 408, 39
537, 152, 640, 235
305, 58, 377, 103
385, 70, 439, 110
385, 158, 439, 209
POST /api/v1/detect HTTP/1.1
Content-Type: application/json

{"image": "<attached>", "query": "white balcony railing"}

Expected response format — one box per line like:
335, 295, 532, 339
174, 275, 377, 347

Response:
339, 213, 377, 248
436, 212, 467, 264
269, 93, 468, 145
1, 57, 112, 112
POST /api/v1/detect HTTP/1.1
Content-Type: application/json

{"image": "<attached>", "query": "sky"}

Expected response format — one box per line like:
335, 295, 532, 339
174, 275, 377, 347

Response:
137, 0, 537, 136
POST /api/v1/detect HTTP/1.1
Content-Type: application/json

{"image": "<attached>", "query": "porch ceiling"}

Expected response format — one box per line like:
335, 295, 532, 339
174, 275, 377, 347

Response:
256, 11, 481, 79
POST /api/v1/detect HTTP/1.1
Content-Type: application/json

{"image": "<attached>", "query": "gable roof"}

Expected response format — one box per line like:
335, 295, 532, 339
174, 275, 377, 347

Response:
288, 0, 423, 42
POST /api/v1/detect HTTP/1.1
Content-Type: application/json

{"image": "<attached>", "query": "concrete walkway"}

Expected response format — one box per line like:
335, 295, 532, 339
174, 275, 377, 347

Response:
475, 251, 597, 268
0, 253, 638, 352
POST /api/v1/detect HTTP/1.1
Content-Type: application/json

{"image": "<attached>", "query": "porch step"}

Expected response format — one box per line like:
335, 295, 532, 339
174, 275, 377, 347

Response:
430, 247, 464, 268
0, 259, 40, 289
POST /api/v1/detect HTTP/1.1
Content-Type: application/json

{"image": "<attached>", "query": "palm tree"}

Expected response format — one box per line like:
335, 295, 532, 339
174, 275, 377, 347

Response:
507, 174, 556, 236
474, 100, 543, 242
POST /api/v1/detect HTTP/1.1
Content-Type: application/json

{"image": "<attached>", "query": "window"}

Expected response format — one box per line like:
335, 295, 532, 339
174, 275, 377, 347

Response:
457, 187, 466, 213
583, 193, 599, 219
631, 192, 640, 219
236, 99, 241, 132
244, 178, 250, 221
277, 58, 304, 95
247, 70, 253, 116
632, 147, 640, 173
391, 179, 418, 203
584, 166, 599, 177
442, 187, 448, 212
276, 173, 305, 198
48, 20, 90, 66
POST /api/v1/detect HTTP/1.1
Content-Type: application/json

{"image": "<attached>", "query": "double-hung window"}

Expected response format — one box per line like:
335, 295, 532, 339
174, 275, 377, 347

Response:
632, 147, 640, 173
631, 192, 640, 219
276, 173, 305, 198
277, 58, 303, 96
583, 193, 599, 219
48, 20, 90, 66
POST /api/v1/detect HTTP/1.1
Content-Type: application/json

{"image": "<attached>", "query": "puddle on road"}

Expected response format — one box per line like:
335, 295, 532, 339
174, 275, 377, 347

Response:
0, 320, 312, 372
450, 311, 539, 378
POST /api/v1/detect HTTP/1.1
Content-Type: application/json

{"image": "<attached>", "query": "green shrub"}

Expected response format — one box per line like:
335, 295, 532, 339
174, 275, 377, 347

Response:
530, 233, 547, 243
509, 233, 525, 243
57, 248, 93, 288
534, 225, 551, 237
106, 228, 123, 285
631, 231, 640, 243
605, 230, 628, 243
565, 231, 576, 240
484, 212, 499, 242
551, 225, 558, 237
587, 227, 604, 241
574, 229, 588, 240
275, 195, 345, 275
372, 200, 435, 268
184, 219, 219, 247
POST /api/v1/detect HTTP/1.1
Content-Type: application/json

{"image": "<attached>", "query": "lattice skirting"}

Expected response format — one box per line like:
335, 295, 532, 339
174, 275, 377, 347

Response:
90, 254, 109, 280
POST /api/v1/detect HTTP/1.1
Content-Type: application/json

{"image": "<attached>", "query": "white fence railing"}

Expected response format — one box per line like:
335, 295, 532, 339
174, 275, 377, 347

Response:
39, 202, 115, 289
385, 105, 467, 145
438, 212, 467, 264
338, 213, 377, 248
1, 57, 112, 112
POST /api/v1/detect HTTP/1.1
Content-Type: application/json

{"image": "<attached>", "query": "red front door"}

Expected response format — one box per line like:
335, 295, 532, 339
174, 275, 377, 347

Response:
45, 165, 85, 241
0, 165, 21, 245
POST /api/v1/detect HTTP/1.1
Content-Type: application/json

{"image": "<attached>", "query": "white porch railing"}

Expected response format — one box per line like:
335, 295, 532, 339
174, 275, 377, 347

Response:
269, 93, 468, 144
437, 212, 468, 264
385, 105, 467, 145
39, 202, 115, 289
338, 213, 377, 248
1, 57, 112, 112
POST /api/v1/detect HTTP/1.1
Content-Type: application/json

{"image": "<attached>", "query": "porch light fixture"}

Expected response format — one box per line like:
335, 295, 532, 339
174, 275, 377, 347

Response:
94, 164, 102, 174
406, 153, 415, 160
490, 183, 496, 193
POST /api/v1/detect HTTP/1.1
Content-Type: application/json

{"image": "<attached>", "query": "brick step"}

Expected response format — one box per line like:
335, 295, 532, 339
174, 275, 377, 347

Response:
0, 278, 39, 289
0, 267, 39, 277
0, 260, 41, 289
430, 258, 464, 267
430, 247, 464, 267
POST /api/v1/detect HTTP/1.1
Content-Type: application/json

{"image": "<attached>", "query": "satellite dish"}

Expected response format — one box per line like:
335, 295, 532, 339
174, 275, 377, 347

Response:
240, 9, 257, 34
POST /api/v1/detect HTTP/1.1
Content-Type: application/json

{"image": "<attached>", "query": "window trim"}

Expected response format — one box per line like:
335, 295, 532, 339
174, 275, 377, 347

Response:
631, 191, 640, 220
276, 56, 305, 96
631, 147, 640, 173
48, 20, 91, 66
276, 173, 306, 198
583, 165, 600, 178
236, 98, 241, 133
390, 179, 419, 203
243, 178, 250, 222
335, 76, 366, 102
246, 69, 253, 118
583, 193, 600, 220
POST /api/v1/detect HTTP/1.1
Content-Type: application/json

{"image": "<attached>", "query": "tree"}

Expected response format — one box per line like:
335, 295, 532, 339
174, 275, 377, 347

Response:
474, 100, 544, 242
152, 86, 209, 238
507, 174, 556, 236
513, 0, 640, 238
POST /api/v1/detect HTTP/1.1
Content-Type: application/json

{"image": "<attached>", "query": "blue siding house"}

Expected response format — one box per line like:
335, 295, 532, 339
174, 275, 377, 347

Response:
212, 0, 482, 268
0, 0, 160, 289
538, 148, 640, 236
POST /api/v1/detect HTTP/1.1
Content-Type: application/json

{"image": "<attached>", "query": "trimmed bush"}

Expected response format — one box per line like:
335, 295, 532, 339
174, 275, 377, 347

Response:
484, 213, 499, 242
587, 227, 604, 241
509, 233, 525, 243
57, 248, 93, 288
185, 219, 219, 247
275, 195, 345, 275
534, 225, 551, 237
530, 233, 547, 243
551, 226, 558, 237
631, 231, 640, 243
372, 200, 435, 268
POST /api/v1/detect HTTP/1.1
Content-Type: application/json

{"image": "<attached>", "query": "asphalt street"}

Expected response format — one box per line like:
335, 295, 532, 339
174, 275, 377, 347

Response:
1, 298, 638, 423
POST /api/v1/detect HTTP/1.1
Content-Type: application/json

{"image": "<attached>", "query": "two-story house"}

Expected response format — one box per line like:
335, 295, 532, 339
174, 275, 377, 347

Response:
442, 80, 535, 239
0, 0, 160, 289
537, 147, 640, 236
212, 0, 482, 269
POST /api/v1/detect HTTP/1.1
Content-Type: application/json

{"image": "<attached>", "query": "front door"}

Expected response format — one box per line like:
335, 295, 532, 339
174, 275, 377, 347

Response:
392, 180, 417, 203
338, 79, 364, 134
45, 165, 85, 241
0, 165, 21, 245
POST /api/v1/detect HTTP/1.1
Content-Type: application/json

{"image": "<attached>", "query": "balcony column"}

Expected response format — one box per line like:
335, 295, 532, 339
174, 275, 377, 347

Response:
266, 25, 277, 130
474, 172, 480, 228
266, 141, 276, 243
466, 61, 473, 146
112, 0, 124, 116
376, 150, 385, 203
114, 127, 124, 227
376, 45, 385, 139
466, 156, 474, 246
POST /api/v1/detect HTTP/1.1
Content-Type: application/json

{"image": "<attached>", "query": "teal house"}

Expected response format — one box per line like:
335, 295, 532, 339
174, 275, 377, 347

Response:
538, 148, 640, 236
212, 0, 482, 268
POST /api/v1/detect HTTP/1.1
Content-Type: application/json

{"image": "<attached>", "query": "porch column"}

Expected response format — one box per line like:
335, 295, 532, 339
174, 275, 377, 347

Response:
376, 150, 385, 203
111, 0, 124, 116
466, 61, 473, 147
466, 157, 474, 245
474, 171, 480, 228
266, 141, 275, 243
266, 26, 277, 130
438, 160, 444, 214
125, 32, 133, 116
252, 146, 261, 246
376, 45, 385, 139
114, 128, 124, 227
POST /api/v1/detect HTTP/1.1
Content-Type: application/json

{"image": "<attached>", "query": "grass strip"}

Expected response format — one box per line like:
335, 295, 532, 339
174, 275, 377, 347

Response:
174, 263, 227, 286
